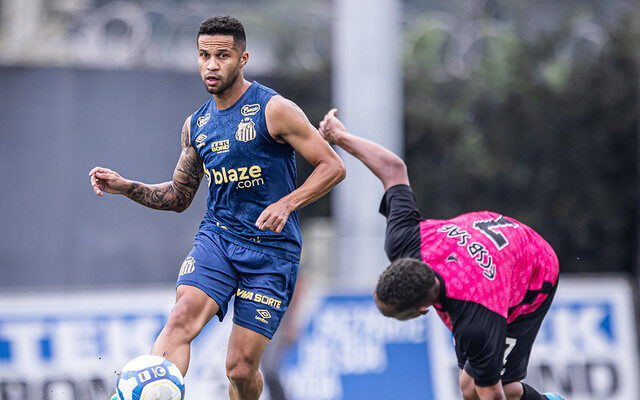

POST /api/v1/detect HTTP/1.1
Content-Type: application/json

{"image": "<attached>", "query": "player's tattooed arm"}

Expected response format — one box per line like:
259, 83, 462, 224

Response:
89, 116, 203, 212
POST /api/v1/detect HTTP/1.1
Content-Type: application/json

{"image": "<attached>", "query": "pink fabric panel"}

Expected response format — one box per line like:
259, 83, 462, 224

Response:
420, 211, 559, 321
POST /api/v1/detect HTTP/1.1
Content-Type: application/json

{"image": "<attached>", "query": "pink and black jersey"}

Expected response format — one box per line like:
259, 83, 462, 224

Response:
379, 185, 559, 386
420, 212, 559, 327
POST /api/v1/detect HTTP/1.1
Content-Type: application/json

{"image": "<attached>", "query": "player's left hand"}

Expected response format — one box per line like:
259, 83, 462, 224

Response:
318, 108, 347, 145
255, 200, 292, 233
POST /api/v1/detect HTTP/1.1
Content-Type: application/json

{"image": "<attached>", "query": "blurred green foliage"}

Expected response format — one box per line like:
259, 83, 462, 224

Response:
266, 1, 639, 274
403, 10, 639, 273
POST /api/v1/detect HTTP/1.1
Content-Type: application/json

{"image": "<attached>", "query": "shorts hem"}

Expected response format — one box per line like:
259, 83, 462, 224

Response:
177, 280, 227, 322
232, 316, 275, 340
464, 364, 501, 387
473, 378, 502, 387
501, 373, 527, 385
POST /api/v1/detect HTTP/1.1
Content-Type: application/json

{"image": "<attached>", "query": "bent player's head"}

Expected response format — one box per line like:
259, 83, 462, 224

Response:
374, 258, 437, 321
197, 16, 248, 95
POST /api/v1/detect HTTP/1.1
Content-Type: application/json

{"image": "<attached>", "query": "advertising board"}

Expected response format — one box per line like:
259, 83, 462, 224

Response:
0, 277, 636, 399
427, 277, 639, 400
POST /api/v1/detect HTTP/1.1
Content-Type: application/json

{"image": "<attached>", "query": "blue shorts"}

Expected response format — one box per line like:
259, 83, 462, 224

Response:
176, 229, 299, 339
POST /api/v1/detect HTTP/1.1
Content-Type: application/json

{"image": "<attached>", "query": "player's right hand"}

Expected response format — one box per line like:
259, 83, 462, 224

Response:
89, 167, 129, 196
318, 108, 347, 145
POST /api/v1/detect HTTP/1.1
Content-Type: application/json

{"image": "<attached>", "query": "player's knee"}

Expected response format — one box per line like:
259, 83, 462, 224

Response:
226, 355, 258, 385
459, 375, 477, 400
460, 385, 477, 400
503, 382, 524, 400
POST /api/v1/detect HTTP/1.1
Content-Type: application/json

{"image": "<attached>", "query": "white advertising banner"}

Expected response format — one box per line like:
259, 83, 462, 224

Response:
0, 276, 636, 400
428, 276, 640, 400
0, 288, 234, 400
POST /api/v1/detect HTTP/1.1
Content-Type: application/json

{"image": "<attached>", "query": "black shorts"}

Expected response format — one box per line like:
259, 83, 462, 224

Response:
498, 281, 558, 384
378, 184, 422, 261
453, 280, 558, 386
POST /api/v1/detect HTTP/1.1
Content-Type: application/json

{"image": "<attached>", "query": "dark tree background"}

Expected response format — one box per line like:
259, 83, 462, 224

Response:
403, 4, 639, 273
280, 1, 640, 275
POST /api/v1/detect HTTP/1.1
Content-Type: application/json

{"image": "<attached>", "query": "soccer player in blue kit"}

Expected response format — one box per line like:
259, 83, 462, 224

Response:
89, 16, 345, 400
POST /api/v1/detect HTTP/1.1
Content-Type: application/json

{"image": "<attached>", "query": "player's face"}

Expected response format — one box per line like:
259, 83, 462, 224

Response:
373, 292, 429, 321
197, 34, 248, 95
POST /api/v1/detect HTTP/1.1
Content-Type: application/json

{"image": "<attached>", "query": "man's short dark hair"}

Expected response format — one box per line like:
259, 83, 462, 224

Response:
197, 16, 246, 51
375, 258, 436, 311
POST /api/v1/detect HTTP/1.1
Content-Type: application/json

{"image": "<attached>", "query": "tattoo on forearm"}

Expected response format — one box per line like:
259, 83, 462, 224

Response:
127, 182, 180, 210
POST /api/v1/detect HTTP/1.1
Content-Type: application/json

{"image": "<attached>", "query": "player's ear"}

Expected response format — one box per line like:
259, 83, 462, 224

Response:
240, 51, 249, 67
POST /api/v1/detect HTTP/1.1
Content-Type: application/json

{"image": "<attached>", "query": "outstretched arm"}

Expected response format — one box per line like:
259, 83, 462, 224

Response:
318, 108, 409, 191
89, 116, 204, 213
256, 96, 346, 233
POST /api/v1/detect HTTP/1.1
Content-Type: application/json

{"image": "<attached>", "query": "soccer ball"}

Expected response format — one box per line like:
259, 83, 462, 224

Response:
116, 355, 185, 400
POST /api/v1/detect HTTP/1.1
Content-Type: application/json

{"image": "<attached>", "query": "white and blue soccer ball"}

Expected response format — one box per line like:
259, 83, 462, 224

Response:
116, 355, 185, 400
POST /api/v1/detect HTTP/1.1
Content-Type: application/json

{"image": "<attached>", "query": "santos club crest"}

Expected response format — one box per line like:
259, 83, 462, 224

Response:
235, 117, 256, 142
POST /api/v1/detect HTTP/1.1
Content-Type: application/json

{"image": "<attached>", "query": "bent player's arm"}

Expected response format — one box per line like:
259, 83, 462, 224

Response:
257, 97, 346, 232
318, 109, 409, 191
89, 116, 203, 213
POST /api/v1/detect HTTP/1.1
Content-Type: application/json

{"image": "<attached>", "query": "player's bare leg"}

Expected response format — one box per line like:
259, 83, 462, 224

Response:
461, 369, 559, 400
460, 370, 509, 400
151, 285, 220, 376
459, 370, 481, 400
503, 382, 524, 400
226, 324, 269, 400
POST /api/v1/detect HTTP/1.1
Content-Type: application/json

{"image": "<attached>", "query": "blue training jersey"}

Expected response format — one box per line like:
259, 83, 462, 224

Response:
189, 81, 301, 260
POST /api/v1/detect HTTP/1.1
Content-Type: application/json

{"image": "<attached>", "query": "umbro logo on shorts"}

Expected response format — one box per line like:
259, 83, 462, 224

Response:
255, 309, 271, 324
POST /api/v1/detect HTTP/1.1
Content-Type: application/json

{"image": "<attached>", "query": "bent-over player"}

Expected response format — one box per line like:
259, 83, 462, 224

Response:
90, 17, 345, 400
318, 109, 563, 400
